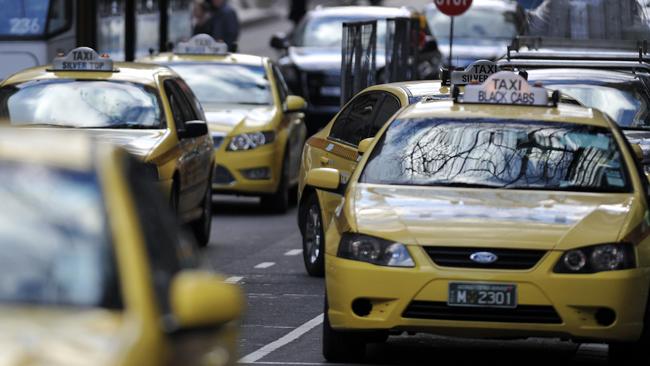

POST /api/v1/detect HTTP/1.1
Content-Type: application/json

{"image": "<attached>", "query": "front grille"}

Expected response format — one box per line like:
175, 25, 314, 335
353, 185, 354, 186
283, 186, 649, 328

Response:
403, 301, 562, 324
213, 165, 235, 185
424, 247, 546, 270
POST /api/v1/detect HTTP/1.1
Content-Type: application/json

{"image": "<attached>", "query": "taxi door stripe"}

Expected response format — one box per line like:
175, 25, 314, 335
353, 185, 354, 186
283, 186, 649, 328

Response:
307, 137, 358, 161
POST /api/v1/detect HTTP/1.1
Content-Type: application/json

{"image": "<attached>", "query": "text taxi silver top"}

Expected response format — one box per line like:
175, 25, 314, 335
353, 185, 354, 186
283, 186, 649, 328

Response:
51, 47, 115, 72
451, 60, 499, 86
174, 34, 229, 56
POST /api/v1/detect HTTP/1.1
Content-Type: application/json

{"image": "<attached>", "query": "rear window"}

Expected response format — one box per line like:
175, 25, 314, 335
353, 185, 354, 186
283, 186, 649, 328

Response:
361, 118, 632, 193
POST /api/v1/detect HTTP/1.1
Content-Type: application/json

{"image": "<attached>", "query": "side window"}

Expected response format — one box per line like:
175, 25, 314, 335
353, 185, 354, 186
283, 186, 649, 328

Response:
368, 93, 401, 138
125, 155, 199, 317
272, 64, 289, 103
329, 93, 381, 146
164, 80, 186, 131
176, 78, 204, 121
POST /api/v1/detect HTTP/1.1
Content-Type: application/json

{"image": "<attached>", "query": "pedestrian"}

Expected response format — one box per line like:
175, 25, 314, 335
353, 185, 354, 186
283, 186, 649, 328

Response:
289, 0, 308, 26
192, 0, 212, 35
203, 0, 240, 52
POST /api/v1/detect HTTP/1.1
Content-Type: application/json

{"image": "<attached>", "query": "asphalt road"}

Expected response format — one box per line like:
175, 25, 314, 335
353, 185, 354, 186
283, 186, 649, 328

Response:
203, 5, 611, 365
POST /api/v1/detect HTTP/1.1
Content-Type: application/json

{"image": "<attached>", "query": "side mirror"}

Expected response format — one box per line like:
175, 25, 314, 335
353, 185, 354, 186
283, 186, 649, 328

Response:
632, 143, 645, 162
306, 168, 341, 193
170, 270, 244, 330
270, 32, 289, 50
179, 120, 208, 139
358, 137, 374, 155
285, 95, 307, 112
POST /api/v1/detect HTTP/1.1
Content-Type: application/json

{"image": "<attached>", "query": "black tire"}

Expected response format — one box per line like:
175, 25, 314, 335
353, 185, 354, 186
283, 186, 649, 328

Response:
261, 153, 290, 213
323, 297, 366, 363
300, 193, 325, 277
189, 182, 212, 248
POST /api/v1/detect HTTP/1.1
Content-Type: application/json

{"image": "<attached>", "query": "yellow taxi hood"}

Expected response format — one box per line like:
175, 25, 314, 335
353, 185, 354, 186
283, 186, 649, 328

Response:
349, 184, 635, 251
203, 104, 276, 134
67, 129, 166, 159
0, 306, 131, 366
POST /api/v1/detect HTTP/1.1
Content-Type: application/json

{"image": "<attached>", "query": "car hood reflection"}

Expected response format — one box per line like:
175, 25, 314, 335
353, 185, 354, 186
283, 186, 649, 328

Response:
352, 184, 635, 251
0, 306, 129, 366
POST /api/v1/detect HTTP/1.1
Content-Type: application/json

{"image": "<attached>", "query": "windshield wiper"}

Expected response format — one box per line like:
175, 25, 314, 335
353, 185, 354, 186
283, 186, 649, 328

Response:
20, 123, 76, 128
427, 182, 505, 189
82, 124, 157, 130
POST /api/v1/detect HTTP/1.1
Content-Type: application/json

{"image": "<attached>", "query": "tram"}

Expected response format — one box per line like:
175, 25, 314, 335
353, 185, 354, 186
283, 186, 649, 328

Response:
0, 0, 194, 79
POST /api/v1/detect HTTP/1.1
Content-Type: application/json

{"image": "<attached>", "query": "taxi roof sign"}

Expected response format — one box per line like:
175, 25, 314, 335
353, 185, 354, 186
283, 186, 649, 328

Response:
451, 60, 498, 86
460, 71, 552, 107
51, 47, 115, 72
175, 34, 229, 55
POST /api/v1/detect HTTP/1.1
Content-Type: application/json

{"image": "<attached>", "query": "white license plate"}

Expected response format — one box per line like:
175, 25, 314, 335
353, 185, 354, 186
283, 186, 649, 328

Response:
320, 86, 341, 97
448, 282, 517, 309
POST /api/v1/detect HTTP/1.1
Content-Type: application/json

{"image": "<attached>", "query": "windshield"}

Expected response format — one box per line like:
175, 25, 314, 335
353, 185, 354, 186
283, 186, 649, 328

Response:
538, 82, 650, 129
0, 0, 70, 37
361, 119, 631, 193
0, 162, 119, 308
294, 15, 387, 48
0, 80, 164, 129
426, 7, 519, 40
168, 63, 272, 106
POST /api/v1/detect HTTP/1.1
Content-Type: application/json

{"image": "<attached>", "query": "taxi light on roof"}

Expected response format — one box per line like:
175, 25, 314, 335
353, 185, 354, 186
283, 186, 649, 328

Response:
175, 34, 229, 55
459, 71, 552, 107
451, 60, 499, 86
51, 47, 115, 72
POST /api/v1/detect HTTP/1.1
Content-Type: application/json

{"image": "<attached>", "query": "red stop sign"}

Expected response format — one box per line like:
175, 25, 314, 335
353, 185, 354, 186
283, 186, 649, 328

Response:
434, 0, 473, 16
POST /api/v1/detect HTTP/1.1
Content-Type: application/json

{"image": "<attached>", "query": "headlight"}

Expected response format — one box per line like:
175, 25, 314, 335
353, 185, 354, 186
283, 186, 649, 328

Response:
227, 131, 275, 151
554, 243, 635, 274
338, 233, 415, 268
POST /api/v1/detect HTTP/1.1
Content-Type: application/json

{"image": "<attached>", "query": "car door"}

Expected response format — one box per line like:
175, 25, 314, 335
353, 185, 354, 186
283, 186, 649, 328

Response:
317, 91, 402, 218
125, 157, 233, 365
272, 63, 306, 186
163, 79, 211, 217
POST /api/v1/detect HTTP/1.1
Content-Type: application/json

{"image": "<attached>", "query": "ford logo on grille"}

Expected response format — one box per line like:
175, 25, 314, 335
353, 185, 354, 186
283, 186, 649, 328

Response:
470, 252, 498, 264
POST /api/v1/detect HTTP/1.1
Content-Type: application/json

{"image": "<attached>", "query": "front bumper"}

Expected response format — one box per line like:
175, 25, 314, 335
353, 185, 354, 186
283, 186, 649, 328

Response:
211, 144, 281, 195
326, 247, 650, 342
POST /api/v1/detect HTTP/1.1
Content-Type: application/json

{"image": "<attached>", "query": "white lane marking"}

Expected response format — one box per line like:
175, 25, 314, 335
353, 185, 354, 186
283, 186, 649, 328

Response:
242, 362, 333, 365
239, 313, 324, 363
224, 276, 243, 284
242, 324, 295, 329
254, 262, 276, 269
284, 249, 303, 256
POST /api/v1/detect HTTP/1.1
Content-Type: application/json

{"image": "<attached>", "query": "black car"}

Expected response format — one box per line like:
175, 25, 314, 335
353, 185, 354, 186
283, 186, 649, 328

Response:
270, 6, 432, 134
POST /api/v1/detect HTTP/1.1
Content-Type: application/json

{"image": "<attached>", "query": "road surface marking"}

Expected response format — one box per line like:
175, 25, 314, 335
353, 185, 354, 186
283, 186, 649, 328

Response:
254, 262, 276, 269
243, 362, 334, 365
225, 276, 243, 284
284, 249, 303, 256
239, 313, 324, 363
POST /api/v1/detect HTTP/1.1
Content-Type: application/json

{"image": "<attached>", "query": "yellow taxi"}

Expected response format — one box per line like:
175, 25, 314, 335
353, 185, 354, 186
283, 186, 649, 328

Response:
305, 72, 650, 363
0, 48, 215, 246
138, 34, 307, 213
0, 129, 243, 366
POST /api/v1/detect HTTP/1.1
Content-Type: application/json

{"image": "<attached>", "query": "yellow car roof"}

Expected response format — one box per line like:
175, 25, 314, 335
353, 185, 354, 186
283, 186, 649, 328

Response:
138, 52, 267, 67
0, 128, 105, 170
364, 80, 449, 99
400, 99, 611, 128
2, 62, 175, 87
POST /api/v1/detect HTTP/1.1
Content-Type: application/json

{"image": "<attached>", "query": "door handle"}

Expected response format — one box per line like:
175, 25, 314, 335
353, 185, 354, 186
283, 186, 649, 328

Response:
320, 157, 331, 166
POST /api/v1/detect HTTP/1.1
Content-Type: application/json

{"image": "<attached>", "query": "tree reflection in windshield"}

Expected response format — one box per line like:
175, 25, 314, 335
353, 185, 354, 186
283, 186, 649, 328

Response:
361, 119, 631, 193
